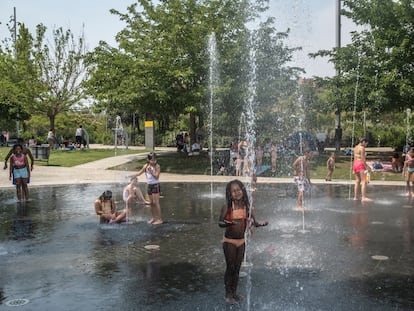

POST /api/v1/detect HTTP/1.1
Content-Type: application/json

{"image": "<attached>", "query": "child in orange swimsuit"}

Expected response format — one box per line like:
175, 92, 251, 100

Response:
218, 179, 268, 304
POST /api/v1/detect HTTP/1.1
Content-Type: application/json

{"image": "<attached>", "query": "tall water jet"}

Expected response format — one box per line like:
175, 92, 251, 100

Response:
242, 34, 258, 311
207, 33, 219, 176
406, 108, 412, 151
348, 51, 362, 199
113, 115, 128, 156
207, 33, 219, 218
292, 85, 308, 232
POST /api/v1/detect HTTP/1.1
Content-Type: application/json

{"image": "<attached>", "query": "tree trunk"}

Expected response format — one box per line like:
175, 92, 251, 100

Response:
189, 112, 196, 144
49, 115, 55, 132
198, 115, 204, 128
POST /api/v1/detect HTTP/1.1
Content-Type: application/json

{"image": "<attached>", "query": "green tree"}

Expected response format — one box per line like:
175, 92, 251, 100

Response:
0, 23, 87, 133
0, 24, 38, 130
253, 17, 303, 142
85, 0, 271, 142
325, 0, 414, 118
32, 24, 87, 130
85, 0, 213, 132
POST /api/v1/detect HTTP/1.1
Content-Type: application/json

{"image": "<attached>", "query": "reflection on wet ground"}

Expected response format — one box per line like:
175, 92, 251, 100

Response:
1, 182, 414, 310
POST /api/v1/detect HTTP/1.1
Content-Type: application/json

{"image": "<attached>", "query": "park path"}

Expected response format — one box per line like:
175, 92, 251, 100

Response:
0, 145, 404, 189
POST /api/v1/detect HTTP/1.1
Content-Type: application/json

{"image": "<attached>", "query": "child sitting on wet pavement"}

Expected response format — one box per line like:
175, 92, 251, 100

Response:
94, 190, 126, 224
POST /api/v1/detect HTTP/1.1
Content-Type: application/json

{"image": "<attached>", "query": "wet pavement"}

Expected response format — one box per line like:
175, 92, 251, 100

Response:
1, 181, 414, 310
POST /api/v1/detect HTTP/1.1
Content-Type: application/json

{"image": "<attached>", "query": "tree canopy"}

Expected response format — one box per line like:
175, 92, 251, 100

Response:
321, 0, 414, 118
1, 0, 307, 146
84, 0, 300, 142
0, 22, 87, 133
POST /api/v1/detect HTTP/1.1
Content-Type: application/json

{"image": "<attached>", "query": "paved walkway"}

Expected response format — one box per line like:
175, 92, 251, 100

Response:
0, 144, 405, 189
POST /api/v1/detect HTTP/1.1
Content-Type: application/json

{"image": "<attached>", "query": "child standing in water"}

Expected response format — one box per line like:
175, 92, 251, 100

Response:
353, 138, 372, 202
271, 143, 277, 174
9, 144, 30, 202
234, 154, 242, 176
403, 148, 414, 197
218, 179, 268, 304
292, 149, 313, 210
133, 153, 163, 225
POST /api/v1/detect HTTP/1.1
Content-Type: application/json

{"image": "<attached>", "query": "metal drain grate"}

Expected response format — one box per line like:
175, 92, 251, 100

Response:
5, 298, 30, 307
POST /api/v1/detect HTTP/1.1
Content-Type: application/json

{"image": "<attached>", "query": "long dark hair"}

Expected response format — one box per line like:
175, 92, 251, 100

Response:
225, 179, 250, 210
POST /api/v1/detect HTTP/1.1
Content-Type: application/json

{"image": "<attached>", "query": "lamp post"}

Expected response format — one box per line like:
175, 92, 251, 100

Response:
334, 0, 342, 152
11, 7, 19, 138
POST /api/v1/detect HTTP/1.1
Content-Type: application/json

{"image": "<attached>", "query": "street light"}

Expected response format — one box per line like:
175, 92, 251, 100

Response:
334, 0, 342, 152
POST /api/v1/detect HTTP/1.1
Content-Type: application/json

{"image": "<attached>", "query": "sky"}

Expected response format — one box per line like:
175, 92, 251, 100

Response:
0, 0, 357, 78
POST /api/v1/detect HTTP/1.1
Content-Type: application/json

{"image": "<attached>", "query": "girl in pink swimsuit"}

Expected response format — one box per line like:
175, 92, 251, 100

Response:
9, 144, 30, 201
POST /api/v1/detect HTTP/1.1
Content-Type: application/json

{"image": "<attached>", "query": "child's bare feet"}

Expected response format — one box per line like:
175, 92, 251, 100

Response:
225, 296, 236, 304
152, 220, 163, 225
234, 294, 244, 301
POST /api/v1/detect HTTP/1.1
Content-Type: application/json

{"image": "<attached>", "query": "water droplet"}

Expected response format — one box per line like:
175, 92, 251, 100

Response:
144, 244, 160, 250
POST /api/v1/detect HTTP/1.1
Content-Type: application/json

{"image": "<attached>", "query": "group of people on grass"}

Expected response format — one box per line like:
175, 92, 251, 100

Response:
231, 140, 278, 177
46, 125, 88, 150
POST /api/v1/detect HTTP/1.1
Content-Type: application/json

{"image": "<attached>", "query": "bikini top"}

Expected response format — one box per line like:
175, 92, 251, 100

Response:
232, 208, 246, 220
226, 203, 247, 221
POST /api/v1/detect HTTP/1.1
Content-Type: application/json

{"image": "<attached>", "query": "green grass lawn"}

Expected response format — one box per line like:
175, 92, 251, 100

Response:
0, 147, 143, 167
112, 150, 406, 182
112, 150, 213, 174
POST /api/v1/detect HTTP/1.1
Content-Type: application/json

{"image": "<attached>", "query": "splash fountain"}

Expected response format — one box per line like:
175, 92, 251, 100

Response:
0, 182, 412, 310
1, 11, 413, 311
113, 115, 129, 155
406, 108, 412, 151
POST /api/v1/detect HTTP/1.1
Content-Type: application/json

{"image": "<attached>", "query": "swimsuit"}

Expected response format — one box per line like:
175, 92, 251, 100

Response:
223, 207, 246, 247
294, 176, 310, 192
146, 165, 160, 195
222, 204, 247, 298
353, 159, 366, 174
11, 154, 29, 183
147, 183, 161, 195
